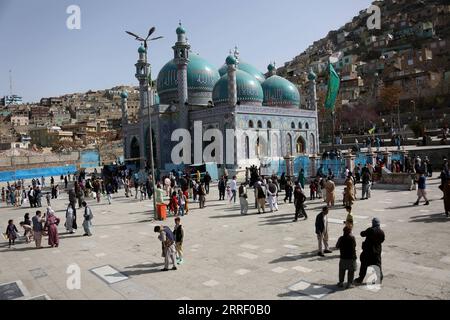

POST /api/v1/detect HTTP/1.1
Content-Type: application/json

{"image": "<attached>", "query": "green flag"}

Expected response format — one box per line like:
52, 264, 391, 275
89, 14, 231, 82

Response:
324, 63, 340, 110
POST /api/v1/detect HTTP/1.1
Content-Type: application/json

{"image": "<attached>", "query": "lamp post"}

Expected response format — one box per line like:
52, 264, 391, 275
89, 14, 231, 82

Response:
126, 27, 163, 220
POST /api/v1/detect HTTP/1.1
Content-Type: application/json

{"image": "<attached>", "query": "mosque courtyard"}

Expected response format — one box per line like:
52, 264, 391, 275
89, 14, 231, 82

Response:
0, 179, 449, 300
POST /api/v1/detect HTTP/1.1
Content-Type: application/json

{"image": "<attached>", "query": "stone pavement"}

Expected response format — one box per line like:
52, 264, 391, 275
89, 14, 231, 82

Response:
0, 179, 449, 300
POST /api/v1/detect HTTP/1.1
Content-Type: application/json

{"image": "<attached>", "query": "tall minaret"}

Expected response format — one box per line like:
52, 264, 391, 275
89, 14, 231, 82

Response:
226, 55, 237, 106
120, 91, 129, 160
135, 45, 150, 169
173, 22, 191, 131
308, 67, 320, 154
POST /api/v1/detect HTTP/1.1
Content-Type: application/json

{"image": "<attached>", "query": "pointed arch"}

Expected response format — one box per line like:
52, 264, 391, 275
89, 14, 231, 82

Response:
296, 136, 306, 154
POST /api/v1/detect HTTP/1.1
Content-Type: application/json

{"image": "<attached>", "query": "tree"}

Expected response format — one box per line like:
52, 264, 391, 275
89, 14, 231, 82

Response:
379, 85, 402, 130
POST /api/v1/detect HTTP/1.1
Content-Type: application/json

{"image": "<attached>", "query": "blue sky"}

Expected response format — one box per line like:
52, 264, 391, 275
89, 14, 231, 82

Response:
0, 0, 373, 102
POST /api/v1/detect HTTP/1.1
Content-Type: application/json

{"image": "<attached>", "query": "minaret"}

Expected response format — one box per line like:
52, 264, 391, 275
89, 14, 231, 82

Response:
120, 91, 129, 160
267, 62, 276, 77
226, 55, 237, 106
308, 67, 320, 154
173, 22, 191, 131
135, 45, 150, 169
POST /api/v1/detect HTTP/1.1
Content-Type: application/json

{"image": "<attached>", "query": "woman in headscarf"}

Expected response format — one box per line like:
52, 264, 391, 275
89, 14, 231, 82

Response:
65, 203, 75, 234
45, 207, 60, 247
344, 176, 355, 207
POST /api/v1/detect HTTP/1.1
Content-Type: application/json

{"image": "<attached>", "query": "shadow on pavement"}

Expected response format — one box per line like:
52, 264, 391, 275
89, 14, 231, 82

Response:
409, 213, 449, 223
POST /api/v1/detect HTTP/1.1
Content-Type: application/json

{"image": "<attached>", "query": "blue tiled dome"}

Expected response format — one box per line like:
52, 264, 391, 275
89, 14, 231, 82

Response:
156, 54, 220, 105
262, 75, 300, 107
212, 70, 263, 106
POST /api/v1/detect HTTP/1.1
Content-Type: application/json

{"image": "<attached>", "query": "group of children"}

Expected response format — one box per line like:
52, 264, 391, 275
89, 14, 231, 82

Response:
3, 213, 34, 248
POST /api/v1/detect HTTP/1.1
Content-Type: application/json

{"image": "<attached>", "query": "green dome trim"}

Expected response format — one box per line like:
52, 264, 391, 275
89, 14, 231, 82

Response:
262, 75, 300, 107
219, 60, 266, 83
176, 25, 186, 35
212, 70, 263, 106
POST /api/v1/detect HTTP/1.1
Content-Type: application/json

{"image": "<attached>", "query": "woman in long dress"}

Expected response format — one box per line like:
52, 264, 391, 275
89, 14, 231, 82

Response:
45, 207, 60, 247
325, 179, 336, 207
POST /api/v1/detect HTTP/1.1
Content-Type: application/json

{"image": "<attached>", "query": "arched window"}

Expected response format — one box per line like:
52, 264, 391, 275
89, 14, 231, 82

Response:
305, 122, 309, 129
291, 122, 295, 129
298, 122, 303, 129
267, 121, 272, 129
245, 136, 250, 159
296, 136, 306, 154
249, 120, 254, 128
257, 120, 263, 129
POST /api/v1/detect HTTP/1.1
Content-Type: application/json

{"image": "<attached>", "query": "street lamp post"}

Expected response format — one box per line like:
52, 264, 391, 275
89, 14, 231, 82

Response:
126, 27, 163, 220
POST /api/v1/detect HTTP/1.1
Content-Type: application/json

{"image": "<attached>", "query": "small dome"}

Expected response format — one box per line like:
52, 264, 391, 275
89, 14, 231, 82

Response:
212, 70, 263, 106
226, 55, 237, 66
268, 63, 275, 72
138, 45, 146, 54
262, 75, 300, 107
176, 24, 186, 35
157, 54, 220, 106
308, 70, 317, 81
120, 91, 128, 99
219, 60, 266, 83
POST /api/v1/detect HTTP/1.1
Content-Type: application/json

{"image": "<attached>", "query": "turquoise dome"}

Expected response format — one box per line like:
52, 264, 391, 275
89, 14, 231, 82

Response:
226, 55, 237, 66
156, 54, 220, 105
268, 63, 275, 72
262, 75, 300, 107
176, 25, 186, 35
212, 70, 263, 106
219, 61, 266, 83
120, 91, 128, 99
138, 45, 146, 54
308, 70, 317, 81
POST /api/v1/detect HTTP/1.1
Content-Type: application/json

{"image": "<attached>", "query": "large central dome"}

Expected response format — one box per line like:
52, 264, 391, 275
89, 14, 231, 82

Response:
157, 54, 220, 106
212, 70, 264, 106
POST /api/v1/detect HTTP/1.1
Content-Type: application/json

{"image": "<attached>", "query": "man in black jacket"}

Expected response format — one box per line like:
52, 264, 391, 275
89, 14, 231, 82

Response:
354, 218, 385, 284
204, 172, 211, 194
336, 226, 357, 288
315, 207, 332, 257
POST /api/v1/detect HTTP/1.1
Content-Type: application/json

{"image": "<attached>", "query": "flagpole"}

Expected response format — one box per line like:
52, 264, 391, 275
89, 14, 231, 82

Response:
332, 110, 336, 148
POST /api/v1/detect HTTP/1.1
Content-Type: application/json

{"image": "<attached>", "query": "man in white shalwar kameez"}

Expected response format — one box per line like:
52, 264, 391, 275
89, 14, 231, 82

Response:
267, 179, 279, 212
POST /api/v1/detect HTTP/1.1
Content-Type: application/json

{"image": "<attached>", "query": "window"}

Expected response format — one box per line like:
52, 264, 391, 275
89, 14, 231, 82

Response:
291, 122, 295, 129
267, 121, 272, 129
248, 120, 254, 128
305, 123, 309, 129
298, 122, 303, 129
257, 120, 263, 129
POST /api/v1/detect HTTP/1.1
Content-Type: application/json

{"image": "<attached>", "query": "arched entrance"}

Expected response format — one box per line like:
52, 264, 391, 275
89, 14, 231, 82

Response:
296, 136, 306, 154
130, 137, 140, 168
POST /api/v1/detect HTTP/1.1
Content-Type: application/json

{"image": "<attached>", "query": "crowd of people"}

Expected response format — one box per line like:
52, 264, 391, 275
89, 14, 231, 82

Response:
2, 155, 449, 287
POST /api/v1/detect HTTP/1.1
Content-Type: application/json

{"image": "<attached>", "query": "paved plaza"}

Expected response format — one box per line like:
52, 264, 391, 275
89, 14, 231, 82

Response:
0, 178, 449, 300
